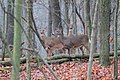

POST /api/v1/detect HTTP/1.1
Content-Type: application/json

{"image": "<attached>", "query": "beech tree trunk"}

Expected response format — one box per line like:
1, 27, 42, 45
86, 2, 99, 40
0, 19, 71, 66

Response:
99, 0, 111, 66
12, 0, 22, 79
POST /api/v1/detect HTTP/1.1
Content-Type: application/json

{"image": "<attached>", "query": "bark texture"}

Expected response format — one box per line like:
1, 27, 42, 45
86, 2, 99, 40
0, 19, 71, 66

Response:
99, 0, 111, 66
51, 0, 63, 37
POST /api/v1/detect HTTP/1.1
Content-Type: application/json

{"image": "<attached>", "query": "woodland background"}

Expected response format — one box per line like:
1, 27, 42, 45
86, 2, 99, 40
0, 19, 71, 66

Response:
0, 0, 120, 80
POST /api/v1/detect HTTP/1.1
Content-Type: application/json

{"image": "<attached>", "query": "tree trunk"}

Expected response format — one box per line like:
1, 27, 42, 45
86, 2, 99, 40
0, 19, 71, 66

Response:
26, 0, 33, 80
87, 0, 98, 80
48, 0, 52, 37
90, 0, 98, 53
51, 0, 63, 37
7, 0, 14, 45
90, 0, 96, 24
113, 0, 119, 79
84, 0, 91, 38
2, 1, 6, 61
72, 0, 77, 35
99, 0, 111, 66
64, 0, 70, 35
11, 0, 22, 79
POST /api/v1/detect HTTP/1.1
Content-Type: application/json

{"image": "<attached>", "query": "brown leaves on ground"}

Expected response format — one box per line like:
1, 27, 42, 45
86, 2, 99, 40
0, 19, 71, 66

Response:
0, 59, 120, 80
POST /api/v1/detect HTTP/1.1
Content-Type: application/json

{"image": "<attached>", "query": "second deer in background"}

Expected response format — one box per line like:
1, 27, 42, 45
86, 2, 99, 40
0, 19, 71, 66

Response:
55, 28, 90, 55
67, 27, 86, 54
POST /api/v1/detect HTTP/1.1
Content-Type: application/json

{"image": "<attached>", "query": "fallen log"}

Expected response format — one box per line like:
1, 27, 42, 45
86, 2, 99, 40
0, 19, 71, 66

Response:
0, 50, 120, 66
46, 50, 120, 60
0, 57, 26, 66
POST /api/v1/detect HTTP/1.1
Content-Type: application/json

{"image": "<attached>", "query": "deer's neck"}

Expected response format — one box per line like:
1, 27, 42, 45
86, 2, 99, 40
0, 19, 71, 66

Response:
68, 31, 73, 37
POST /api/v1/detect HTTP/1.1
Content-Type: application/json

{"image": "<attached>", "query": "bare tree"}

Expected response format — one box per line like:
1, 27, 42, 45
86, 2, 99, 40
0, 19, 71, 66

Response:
11, 0, 22, 79
26, 0, 33, 79
7, 0, 14, 45
90, 0, 98, 52
47, 0, 52, 37
64, 0, 70, 35
99, 0, 111, 66
113, 0, 119, 79
71, 0, 77, 35
87, 0, 98, 80
84, 0, 91, 38
51, 0, 63, 37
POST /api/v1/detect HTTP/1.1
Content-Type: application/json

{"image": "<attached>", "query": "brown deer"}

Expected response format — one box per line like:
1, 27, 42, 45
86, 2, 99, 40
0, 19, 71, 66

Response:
40, 29, 65, 56
61, 34, 90, 55
58, 28, 90, 54
67, 26, 76, 54
70, 34, 90, 54
53, 29, 90, 55
54, 29, 73, 55
67, 27, 85, 54
40, 28, 90, 56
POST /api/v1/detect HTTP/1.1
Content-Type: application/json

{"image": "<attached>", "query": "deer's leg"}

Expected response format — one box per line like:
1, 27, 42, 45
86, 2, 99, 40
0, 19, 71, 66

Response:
68, 49, 70, 54
47, 50, 50, 57
62, 48, 66, 54
47, 49, 53, 57
73, 47, 76, 54
51, 51, 54, 56
68, 48, 71, 64
79, 46, 84, 54
83, 43, 90, 53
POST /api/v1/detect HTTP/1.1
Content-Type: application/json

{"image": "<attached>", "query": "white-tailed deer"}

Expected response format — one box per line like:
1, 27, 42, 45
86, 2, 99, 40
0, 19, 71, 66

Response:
40, 28, 90, 56
67, 27, 76, 54
67, 27, 85, 54
55, 29, 73, 54
70, 34, 90, 54
63, 27, 90, 53
40, 29, 65, 56
62, 34, 90, 55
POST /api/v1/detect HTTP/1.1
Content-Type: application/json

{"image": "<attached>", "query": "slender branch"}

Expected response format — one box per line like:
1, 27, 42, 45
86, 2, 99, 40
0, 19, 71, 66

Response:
75, 6, 85, 34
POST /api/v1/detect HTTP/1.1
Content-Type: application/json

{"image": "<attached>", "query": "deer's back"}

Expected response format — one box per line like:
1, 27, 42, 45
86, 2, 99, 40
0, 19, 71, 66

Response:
70, 34, 89, 47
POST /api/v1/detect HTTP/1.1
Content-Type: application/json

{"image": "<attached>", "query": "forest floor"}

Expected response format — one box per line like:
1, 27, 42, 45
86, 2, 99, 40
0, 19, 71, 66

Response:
0, 57, 120, 80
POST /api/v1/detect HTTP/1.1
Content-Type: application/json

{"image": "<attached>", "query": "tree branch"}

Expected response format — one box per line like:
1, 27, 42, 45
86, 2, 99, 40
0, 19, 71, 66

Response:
75, 6, 85, 34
